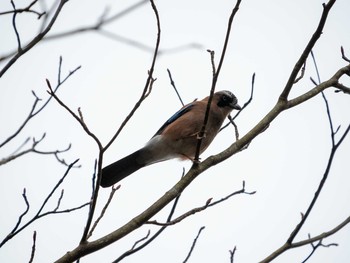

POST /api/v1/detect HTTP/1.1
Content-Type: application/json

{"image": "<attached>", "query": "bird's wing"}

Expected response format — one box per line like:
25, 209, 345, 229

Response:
152, 102, 195, 137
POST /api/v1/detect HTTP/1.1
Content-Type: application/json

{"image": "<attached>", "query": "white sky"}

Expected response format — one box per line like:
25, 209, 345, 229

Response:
0, 0, 349, 262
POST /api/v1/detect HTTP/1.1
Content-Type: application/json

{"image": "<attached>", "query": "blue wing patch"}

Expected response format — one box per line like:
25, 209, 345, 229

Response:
152, 103, 194, 137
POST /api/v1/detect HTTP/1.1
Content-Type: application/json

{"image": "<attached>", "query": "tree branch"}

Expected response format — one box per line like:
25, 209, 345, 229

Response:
0, 159, 88, 248
0, 0, 69, 78
183, 226, 205, 263
279, 0, 336, 101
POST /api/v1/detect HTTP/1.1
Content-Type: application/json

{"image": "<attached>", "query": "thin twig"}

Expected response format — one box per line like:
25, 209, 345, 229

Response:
301, 235, 338, 263
167, 68, 184, 106
0, 0, 69, 77
102, 0, 160, 152
0, 57, 80, 149
220, 72, 256, 132
47, 80, 102, 150
10, 0, 22, 52
28, 231, 37, 263
279, 0, 336, 101
0, 159, 86, 248
341, 46, 350, 63
87, 185, 120, 239
194, 0, 242, 162
294, 62, 306, 84
113, 170, 185, 263
0, 135, 73, 166
183, 226, 205, 263
228, 115, 239, 140
229, 246, 237, 263
7, 188, 30, 238
146, 181, 255, 226
45, 0, 148, 41
131, 230, 151, 250
0, 0, 44, 18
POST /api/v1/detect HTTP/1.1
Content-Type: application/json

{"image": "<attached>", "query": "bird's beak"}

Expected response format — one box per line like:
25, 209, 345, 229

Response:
230, 103, 241, 110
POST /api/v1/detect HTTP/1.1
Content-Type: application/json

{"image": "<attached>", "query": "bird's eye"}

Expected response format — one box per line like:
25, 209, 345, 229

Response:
222, 95, 228, 101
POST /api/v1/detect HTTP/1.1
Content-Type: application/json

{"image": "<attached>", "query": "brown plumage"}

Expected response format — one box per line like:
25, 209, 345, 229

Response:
100, 90, 241, 187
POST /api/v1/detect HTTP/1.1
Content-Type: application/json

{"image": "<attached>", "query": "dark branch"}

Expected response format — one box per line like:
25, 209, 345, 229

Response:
194, 0, 242, 162
0, 159, 87, 248
279, 0, 336, 101
28, 231, 37, 263
0, 0, 45, 18
167, 68, 185, 106
229, 246, 237, 263
301, 235, 338, 263
0, 0, 69, 78
220, 72, 256, 132
10, 0, 22, 52
146, 181, 255, 226
113, 175, 184, 263
341, 46, 350, 63
87, 185, 120, 239
183, 226, 205, 263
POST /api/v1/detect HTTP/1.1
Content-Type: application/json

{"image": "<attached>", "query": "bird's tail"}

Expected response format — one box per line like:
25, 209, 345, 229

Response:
100, 150, 146, 187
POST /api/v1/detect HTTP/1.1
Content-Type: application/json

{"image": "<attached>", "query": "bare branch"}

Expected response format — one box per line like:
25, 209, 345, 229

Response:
113, 175, 184, 263
0, 57, 80, 152
0, 93, 40, 148
260, 215, 350, 263
341, 46, 350, 63
146, 181, 255, 226
0, 159, 87, 248
207, 49, 216, 75
45, 0, 148, 41
28, 231, 37, 263
334, 82, 350, 94
167, 68, 185, 106
0, 0, 45, 18
0, 135, 73, 166
131, 230, 151, 250
87, 185, 120, 239
301, 235, 338, 263
279, 0, 336, 101
102, 0, 161, 152
6, 188, 30, 239
78, 0, 162, 247
286, 52, 350, 245
229, 246, 237, 263
194, 0, 242, 162
10, 0, 22, 52
294, 62, 306, 84
0, 0, 69, 77
260, 124, 350, 262
287, 64, 350, 108
183, 226, 205, 263
46, 80, 102, 150
228, 115, 240, 140
220, 72, 256, 132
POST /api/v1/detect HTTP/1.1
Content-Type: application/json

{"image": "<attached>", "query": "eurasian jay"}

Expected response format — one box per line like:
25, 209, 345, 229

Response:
100, 90, 241, 187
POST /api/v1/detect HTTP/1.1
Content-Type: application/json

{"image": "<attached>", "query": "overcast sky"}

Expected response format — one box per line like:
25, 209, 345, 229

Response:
1, 0, 350, 262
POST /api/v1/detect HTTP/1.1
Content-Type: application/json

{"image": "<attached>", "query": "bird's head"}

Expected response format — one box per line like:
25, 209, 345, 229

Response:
215, 90, 241, 111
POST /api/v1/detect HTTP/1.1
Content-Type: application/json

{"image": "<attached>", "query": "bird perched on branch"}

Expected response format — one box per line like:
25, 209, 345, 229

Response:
100, 90, 241, 187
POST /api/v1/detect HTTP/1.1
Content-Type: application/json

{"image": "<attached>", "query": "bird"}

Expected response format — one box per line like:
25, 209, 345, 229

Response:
100, 90, 241, 187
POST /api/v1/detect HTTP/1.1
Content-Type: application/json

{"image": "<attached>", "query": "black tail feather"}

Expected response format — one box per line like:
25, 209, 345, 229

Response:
100, 150, 145, 187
